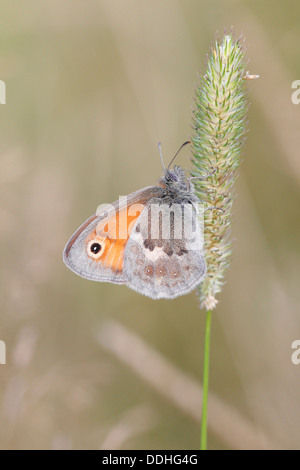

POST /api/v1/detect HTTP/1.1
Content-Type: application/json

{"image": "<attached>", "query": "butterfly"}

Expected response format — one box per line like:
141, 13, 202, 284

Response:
63, 142, 206, 299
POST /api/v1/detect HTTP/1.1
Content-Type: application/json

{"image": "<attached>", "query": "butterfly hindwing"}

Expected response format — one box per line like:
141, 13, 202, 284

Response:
123, 201, 206, 299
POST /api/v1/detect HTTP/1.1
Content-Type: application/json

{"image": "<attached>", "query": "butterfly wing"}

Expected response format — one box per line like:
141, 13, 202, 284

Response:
63, 186, 164, 284
123, 201, 206, 299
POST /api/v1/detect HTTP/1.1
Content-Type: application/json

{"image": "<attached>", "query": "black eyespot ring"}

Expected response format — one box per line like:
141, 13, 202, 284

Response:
90, 243, 101, 254
87, 239, 105, 259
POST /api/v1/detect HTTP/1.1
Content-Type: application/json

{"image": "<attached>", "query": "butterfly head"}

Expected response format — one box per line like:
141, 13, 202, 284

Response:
164, 165, 185, 184
159, 165, 198, 204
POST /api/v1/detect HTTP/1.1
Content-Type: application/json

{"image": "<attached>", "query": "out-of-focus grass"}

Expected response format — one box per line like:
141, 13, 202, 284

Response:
0, 0, 300, 449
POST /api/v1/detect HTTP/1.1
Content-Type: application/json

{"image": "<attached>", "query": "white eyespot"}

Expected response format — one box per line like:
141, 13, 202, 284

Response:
87, 239, 105, 259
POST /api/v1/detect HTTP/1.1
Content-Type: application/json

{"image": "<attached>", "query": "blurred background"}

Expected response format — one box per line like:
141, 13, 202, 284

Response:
0, 0, 300, 450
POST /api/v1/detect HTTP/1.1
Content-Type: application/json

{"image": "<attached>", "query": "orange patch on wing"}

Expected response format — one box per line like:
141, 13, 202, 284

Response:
86, 203, 144, 272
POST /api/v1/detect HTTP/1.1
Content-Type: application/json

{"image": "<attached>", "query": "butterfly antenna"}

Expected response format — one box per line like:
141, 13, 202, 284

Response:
167, 140, 191, 170
158, 142, 166, 171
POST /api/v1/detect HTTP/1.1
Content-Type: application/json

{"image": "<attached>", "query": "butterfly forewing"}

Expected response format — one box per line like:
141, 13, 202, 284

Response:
63, 186, 164, 284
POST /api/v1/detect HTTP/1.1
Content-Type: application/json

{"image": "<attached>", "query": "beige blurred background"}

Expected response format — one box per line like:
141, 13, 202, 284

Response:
0, 0, 300, 450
